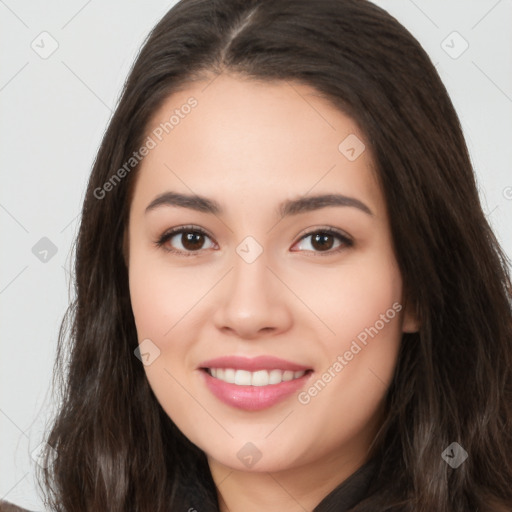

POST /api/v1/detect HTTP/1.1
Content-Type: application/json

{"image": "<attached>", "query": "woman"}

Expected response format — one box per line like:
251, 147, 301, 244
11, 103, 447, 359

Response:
3, 0, 511, 510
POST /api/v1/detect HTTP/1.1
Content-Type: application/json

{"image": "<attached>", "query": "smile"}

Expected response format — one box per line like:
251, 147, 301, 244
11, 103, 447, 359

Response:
205, 368, 308, 386
199, 355, 313, 410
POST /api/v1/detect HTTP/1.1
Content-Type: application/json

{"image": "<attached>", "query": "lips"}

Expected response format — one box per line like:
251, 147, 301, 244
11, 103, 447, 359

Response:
199, 355, 311, 372
198, 355, 313, 411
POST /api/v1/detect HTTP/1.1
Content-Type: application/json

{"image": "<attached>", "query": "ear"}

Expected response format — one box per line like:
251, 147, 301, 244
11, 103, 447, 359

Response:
401, 297, 420, 333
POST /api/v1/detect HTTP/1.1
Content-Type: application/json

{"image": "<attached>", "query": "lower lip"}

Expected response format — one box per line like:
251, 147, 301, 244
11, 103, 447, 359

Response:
201, 370, 312, 411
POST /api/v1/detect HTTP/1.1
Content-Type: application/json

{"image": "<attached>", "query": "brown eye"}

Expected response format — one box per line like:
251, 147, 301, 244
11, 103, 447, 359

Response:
180, 232, 206, 251
293, 228, 353, 254
310, 233, 335, 251
156, 227, 216, 255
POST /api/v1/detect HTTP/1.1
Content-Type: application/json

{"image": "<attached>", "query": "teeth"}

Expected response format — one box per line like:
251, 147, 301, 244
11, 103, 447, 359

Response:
224, 368, 236, 383
208, 368, 307, 386
269, 369, 283, 384
235, 370, 252, 385
251, 370, 269, 386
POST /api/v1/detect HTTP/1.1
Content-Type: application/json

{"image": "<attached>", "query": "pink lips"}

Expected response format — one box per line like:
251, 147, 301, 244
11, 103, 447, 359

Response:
199, 355, 313, 411
199, 355, 311, 372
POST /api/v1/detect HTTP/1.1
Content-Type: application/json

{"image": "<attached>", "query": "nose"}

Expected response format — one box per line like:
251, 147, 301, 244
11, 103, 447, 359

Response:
212, 252, 293, 340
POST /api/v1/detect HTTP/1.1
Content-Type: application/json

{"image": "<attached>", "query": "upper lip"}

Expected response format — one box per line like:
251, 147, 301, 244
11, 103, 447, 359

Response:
199, 355, 312, 372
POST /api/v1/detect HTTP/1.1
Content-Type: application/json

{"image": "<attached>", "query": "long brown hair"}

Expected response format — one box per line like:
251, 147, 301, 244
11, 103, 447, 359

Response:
37, 0, 512, 510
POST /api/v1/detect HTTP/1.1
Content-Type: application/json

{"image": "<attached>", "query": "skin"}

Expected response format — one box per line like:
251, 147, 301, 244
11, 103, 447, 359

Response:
126, 74, 419, 512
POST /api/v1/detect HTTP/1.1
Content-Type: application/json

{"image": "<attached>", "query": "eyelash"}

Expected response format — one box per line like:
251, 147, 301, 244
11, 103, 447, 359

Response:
153, 224, 354, 257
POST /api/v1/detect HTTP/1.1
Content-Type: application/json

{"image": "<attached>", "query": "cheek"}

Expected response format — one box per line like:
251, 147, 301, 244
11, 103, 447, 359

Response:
128, 261, 166, 340
294, 247, 403, 346
128, 248, 210, 384
128, 249, 209, 341
128, 254, 205, 432
293, 249, 403, 429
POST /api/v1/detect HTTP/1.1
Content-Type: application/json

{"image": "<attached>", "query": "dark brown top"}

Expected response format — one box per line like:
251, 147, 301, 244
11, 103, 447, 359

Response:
314, 457, 377, 511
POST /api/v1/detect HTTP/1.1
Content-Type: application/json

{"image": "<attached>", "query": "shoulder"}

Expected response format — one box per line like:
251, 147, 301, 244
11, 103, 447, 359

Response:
0, 500, 34, 512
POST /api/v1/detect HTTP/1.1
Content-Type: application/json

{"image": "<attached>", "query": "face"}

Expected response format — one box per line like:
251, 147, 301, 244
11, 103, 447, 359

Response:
126, 74, 418, 476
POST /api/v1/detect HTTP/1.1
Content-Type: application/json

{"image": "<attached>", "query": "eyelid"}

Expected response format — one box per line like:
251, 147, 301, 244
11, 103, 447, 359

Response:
293, 225, 352, 243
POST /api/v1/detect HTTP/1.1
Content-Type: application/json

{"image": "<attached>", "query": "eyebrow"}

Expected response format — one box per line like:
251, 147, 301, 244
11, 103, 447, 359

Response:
145, 191, 373, 217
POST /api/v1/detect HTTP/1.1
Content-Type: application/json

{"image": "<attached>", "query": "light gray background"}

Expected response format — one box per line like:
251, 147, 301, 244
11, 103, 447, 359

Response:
1, 0, 511, 509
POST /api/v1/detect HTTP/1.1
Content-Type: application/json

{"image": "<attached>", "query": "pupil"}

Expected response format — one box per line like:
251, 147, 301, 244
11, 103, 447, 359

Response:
312, 233, 333, 251
182, 232, 204, 250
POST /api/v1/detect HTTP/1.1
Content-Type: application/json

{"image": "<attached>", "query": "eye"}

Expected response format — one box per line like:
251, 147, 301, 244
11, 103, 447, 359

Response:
292, 228, 353, 255
154, 225, 353, 257
154, 225, 216, 256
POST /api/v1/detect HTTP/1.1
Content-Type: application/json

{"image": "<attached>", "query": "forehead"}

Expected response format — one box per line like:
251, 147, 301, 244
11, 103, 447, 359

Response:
132, 74, 383, 216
